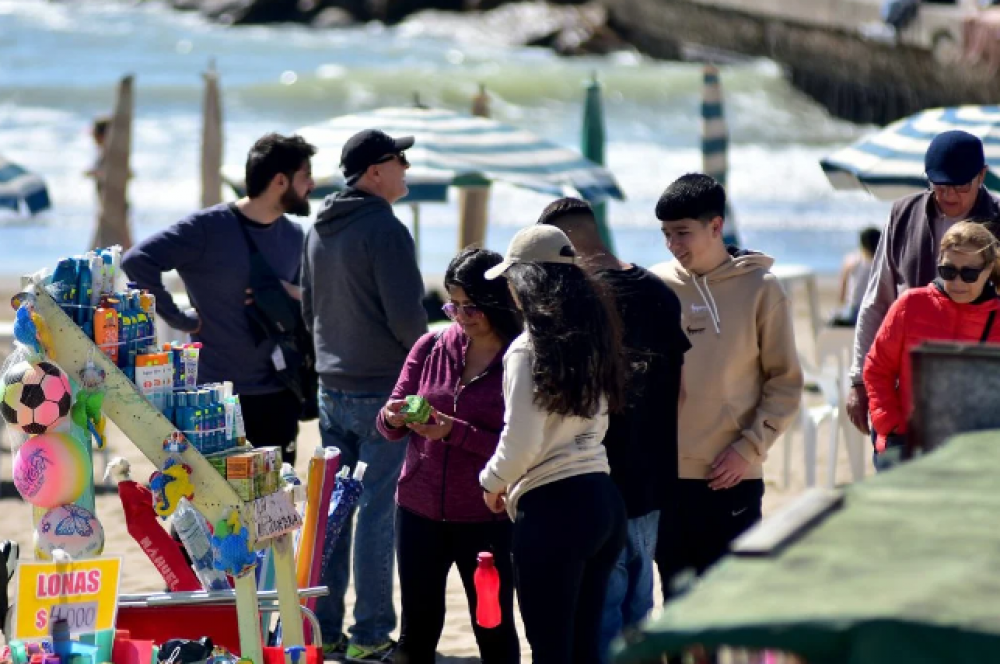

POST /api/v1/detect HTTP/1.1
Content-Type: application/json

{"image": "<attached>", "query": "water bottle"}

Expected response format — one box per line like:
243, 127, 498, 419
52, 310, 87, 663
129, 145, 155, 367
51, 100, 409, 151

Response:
473, 552, 501, 629
172, 497, 229, 590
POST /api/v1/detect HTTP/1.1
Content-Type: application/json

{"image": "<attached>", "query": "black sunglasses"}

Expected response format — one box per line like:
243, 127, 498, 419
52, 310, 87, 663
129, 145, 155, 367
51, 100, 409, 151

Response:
937, 263, 987, 284
375, 152, 409, 168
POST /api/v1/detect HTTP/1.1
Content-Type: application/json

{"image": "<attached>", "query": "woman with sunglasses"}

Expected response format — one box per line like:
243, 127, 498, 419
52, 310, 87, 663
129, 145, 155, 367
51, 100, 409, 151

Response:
377, 247, 522, 664
864, 221, 1000, 470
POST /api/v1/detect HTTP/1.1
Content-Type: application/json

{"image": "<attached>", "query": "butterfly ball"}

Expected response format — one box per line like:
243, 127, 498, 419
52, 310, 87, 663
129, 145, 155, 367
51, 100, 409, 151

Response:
12, 433, 89, 508
34, 504, 105, 561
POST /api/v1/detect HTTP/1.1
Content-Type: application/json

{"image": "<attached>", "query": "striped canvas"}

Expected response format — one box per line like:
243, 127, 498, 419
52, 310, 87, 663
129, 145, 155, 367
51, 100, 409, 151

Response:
702, 65, 739, 247
0, 156, 51, 215
223, 107, 624, 204
820, 106, 1000, 201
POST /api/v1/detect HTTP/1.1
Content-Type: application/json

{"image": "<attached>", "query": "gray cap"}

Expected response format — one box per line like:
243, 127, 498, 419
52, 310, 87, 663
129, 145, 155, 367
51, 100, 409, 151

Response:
484, 225, 577, 280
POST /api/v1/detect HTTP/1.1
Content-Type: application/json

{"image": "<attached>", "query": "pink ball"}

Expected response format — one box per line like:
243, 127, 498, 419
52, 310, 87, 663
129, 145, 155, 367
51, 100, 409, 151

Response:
34, 504, 105, 560
12, 433, 89, 508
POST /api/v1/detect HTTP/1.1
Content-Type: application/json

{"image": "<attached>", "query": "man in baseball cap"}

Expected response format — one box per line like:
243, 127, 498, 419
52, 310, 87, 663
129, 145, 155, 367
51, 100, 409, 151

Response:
306, 127, 426, 661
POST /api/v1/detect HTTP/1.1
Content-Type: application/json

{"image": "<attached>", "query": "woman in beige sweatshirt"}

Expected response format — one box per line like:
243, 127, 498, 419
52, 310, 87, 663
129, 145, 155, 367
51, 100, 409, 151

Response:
479, 225, 628, 664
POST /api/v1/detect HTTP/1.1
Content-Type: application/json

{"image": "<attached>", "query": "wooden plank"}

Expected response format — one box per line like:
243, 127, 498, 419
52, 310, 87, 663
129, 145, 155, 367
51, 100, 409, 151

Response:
271, 532, 307, 658
731, 488, 844, 556
234, 572, 265, 664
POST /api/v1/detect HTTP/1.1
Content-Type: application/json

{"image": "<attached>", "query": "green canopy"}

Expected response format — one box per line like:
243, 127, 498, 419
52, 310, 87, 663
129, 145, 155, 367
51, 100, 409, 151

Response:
614, 431, 1000, 664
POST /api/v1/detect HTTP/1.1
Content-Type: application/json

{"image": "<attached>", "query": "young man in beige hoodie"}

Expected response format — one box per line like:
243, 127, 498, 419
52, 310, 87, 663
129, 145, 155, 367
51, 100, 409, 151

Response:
650, 174, 803, 600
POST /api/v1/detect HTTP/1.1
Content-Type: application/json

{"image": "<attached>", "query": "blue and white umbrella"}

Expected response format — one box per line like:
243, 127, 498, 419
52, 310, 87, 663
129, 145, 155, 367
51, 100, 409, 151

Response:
0, 156, 51, 215
820, 105, 1000, 202
223, 107, 625, 204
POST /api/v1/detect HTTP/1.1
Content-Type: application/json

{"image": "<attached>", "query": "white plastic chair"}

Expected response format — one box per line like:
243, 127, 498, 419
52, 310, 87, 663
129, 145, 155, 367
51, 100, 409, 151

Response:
783, 355, 840, 488
815, 328, 867, 483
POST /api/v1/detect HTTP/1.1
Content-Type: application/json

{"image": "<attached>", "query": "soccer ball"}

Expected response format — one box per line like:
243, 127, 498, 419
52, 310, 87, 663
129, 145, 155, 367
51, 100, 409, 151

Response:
1, 360, 72, 435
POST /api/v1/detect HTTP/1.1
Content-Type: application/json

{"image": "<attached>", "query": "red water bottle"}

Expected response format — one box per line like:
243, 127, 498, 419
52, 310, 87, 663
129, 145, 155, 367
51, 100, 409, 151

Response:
474, 552, 502, 628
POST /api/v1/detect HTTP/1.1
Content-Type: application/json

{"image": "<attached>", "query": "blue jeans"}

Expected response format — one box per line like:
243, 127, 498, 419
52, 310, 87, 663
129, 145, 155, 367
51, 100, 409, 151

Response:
314, 388, 406, 648
599, 510, 660, 663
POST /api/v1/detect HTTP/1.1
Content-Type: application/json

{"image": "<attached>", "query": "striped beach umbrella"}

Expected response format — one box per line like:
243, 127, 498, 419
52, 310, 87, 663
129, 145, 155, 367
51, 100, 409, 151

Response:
701, 64, 739, 247
0, 155, 51, 215
222, 107, 625, 204
820, 105, 1000, 201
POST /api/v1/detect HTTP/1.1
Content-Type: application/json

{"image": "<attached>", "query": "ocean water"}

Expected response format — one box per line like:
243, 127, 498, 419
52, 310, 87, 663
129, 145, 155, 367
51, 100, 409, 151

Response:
0, 0, 891, 277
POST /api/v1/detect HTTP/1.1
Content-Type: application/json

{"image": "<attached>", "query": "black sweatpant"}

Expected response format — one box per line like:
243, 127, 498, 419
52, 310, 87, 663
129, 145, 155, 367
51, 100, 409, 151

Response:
394, 506, 520, 664
238, 388, 300, 466
656, 479, 764, 601
512, 473, 627, 664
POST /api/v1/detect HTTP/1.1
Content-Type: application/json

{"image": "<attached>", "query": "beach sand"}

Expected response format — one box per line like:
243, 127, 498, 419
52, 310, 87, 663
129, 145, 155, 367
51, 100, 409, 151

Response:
0, 274, 859, 661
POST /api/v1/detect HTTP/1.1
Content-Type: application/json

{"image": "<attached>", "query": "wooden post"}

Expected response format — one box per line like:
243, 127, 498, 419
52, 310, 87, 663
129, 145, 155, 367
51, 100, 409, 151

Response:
92, 75, 134, 251
272, 532, 308, 658
234, 572, 265, 664
457, 84, 491, 250
201, 60, 224, 209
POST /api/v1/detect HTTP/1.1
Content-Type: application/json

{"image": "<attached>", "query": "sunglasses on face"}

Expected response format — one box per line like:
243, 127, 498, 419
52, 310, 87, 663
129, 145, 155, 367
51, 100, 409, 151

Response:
937, 263, 987, 283
930, 177, 978, 196
375, 152, 409, 168
442, 302, 483, 320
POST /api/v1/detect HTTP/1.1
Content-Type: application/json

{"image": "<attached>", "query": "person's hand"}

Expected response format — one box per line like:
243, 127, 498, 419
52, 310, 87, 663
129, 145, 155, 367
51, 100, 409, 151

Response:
708, 446, 750, 490
408, 409, 453, 440
484, 490, 507, 514
382, 399, 408, 429
281, 280, 302, 301
846, 383, 870, 434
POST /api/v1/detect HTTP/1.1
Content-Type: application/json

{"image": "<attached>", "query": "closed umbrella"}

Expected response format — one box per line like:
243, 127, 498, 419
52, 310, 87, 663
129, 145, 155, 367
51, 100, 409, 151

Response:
319, 464, 366, 572
702, 64, 739, 247
0, 155, 51, 215
820, 105, 1000, 201
582, 74, 615, 251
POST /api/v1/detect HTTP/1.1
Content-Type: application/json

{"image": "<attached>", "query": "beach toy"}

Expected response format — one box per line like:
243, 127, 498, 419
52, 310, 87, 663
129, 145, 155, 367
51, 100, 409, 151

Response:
12, 432, 89, 508
31, 309, 55, 360
400, 395, 431, 424
34, 504, 105, 560
211, 511, 255, 577
72, 362, 107, 450
162, 431, 189, 454
150, 458, 194, 518
1, 360, 72, 435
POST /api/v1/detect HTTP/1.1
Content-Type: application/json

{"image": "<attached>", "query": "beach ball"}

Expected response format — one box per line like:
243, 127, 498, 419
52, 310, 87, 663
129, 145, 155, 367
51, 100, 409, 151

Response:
12, 432, 89, 508
1, 360, 72, 435
34, 504, 105, 561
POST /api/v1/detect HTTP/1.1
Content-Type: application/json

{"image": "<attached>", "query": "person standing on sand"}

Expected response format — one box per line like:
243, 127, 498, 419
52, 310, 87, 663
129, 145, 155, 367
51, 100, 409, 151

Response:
123, 132, 315, 466
536, 197, 689, 662
846, 131, 1000, 440
651, 174, 802, 601
303, 129, 427, 663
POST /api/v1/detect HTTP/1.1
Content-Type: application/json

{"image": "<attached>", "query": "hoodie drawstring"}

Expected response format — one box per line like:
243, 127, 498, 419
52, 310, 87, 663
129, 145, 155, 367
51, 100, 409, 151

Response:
692, 275, 721, 335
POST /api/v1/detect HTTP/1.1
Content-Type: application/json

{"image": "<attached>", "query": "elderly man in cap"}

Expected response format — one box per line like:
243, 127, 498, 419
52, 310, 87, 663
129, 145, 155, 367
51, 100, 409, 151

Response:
303, 129, 427, 662
847, 130, 1000, 458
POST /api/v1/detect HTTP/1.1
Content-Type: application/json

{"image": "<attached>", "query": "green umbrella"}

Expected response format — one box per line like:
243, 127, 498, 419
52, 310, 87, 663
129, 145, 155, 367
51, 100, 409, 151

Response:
582, 74, 615, 251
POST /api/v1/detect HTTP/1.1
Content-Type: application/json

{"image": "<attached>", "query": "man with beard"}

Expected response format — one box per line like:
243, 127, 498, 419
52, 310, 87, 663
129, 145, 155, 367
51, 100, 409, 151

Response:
124, 133, 316, 464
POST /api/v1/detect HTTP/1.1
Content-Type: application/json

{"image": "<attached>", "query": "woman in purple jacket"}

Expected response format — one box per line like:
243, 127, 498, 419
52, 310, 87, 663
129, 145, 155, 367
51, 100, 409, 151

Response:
377, 248, 522, 664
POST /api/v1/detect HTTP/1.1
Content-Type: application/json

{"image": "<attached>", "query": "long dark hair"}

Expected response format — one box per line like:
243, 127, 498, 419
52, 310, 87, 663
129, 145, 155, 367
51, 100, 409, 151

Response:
444, 247, 522, 342
505, 262, 626, 417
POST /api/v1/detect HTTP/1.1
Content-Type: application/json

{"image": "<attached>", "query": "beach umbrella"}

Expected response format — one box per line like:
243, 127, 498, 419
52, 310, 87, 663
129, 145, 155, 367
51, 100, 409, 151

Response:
820, 105, 1000, 201
0, 156, 51, 215
221, 107, 625, 206
456, 84, 492, 251
582, 74, 615, 251
319, 465, 366, 573
201, 61, 224, 209
701, 64, 739, 247
92, 74, 134, 250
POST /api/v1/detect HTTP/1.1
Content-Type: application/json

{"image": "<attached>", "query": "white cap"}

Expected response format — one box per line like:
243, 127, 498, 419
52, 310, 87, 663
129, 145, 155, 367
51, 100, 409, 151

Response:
484, 225, 577, 280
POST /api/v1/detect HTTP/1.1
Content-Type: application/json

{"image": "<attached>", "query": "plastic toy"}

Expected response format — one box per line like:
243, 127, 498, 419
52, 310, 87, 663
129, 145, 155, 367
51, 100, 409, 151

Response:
71, 361, 107, 450
400, 395, 431, 424
162, 431, 189, 454
34, 504, 105, 560
284, 646, 306, 664
1, 360, 72, 435
211, 511, 256, 577
12, 432, 88, 508
150, 458, 195, 518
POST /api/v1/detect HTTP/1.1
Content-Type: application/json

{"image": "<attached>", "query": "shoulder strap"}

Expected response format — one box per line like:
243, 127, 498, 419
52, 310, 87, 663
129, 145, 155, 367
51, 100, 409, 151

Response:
981, 311, 996, 343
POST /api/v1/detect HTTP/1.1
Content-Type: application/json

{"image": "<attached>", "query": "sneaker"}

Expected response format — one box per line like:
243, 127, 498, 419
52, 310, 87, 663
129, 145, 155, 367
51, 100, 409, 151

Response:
344, 640, 396, 663
321, 634, 348, 661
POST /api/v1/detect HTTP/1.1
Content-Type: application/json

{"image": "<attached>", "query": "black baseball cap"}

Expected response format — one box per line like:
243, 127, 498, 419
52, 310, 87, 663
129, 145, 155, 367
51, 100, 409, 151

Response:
340, 129, 415, 185
924, 130, 986, 185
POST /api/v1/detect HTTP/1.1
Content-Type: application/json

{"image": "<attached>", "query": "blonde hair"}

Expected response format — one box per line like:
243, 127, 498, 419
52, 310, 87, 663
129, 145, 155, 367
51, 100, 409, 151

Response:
939, 221, 1000, 282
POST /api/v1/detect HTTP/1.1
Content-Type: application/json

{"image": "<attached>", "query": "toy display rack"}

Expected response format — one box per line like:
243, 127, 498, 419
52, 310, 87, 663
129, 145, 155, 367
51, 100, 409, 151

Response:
22, 276, 307, 664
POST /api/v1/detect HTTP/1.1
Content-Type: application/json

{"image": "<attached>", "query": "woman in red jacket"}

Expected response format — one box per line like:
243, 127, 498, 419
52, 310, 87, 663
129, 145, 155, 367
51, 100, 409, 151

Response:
864, 221, 1000, 470
376, 247, 522, 664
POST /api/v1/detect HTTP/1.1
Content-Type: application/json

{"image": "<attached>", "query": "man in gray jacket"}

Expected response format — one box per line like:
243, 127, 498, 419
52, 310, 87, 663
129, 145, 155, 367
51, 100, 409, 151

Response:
302, 129, 427, 662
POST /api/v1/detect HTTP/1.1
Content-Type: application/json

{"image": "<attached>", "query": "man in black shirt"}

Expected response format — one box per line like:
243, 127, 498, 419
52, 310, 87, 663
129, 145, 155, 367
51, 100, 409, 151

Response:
538, 198, 689, 662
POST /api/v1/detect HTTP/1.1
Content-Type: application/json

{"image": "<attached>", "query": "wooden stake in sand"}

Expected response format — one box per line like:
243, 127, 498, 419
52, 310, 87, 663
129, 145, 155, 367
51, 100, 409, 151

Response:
92, 75, 134, 251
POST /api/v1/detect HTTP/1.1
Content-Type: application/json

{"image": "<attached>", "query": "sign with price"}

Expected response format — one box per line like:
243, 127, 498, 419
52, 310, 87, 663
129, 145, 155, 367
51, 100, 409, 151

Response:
252, 490, 303, 541
12, 557, 122, 639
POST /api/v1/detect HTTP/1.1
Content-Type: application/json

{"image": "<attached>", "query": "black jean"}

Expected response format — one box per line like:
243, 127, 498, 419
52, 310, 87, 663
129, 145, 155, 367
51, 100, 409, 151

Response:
394, 507, 520, 664
656, 479, 764, 601
238, 388, 300, 466
512, 473, 627, 664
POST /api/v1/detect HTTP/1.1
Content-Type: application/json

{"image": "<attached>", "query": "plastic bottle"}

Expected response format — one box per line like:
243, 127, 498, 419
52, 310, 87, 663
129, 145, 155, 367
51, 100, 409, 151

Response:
474, 552, 502, 628
76, 257, 93, 327
172, 497, 230, 590
233, 394, 246, 446
50, 258, 79, 318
